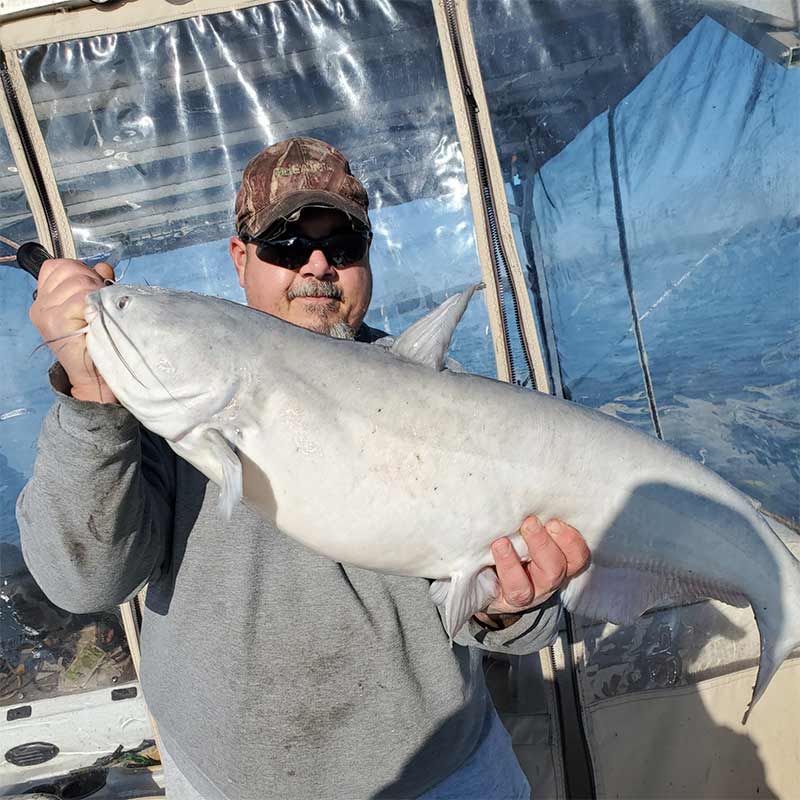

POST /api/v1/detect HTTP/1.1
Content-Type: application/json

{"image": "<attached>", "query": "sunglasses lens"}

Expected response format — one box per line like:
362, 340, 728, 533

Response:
326, 233, 369, 266
253, 230, 370, 268
255, 241, 309, 269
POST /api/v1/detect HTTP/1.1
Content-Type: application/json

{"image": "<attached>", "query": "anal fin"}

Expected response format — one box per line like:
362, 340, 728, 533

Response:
560, 561, 748, 626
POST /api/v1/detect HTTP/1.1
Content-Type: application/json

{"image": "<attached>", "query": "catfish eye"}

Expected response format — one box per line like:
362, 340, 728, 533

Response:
116, 296, 130, 310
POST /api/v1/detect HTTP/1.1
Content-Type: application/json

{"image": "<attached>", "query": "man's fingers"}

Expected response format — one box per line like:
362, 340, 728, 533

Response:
57, 292, 99, 328
94, 262, 115, 282
40, 274, 103, 310
37, 258, 99, 299
544, 519, 590, 577
521, 516, 568, 595
491, 537, 535, 608
483, 518, 591, 619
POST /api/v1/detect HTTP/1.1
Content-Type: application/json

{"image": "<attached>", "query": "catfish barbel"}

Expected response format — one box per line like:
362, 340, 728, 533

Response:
83, 283, 800, 723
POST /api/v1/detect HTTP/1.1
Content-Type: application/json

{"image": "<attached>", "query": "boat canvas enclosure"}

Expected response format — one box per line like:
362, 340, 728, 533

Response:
0, 0, 797, 797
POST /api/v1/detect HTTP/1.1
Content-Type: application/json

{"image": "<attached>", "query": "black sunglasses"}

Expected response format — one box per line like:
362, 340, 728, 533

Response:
246, 227, 372, 269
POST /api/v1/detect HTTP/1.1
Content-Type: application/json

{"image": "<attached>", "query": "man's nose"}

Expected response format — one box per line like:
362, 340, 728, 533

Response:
299, 249, 335, 279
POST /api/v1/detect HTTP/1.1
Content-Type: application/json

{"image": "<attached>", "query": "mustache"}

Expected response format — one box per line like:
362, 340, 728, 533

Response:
287, 281, 343, 301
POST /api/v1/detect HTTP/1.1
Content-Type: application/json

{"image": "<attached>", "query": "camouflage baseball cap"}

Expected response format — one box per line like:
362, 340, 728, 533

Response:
235, 137, 370, 239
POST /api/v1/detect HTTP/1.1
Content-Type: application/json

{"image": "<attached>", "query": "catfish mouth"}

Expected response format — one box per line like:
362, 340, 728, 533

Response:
86, 290, 188, 404
85, 291, 148, 391
84, 290, 223, 422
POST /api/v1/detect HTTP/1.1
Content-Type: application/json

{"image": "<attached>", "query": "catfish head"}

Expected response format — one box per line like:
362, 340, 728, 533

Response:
84, 285, 246, 443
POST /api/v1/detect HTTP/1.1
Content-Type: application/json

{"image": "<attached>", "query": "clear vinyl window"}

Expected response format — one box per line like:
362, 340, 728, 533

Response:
0, 129, 138, 715
470, 0, 799, 522
18, 0, 496, 374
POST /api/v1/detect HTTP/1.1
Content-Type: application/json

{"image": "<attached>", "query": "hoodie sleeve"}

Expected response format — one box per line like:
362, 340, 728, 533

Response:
16, 363, 175, 614
451, 597, 563, 655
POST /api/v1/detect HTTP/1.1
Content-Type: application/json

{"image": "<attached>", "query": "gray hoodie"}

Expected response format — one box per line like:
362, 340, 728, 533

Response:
17, 353, 561, 799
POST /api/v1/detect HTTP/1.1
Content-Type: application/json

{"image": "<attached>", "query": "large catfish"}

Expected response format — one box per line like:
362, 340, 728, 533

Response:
83, 284, 800, 721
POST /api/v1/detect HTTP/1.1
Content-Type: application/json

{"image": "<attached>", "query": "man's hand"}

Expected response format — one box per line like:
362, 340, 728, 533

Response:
30, 258, 118, 404
474, 516, 589, 628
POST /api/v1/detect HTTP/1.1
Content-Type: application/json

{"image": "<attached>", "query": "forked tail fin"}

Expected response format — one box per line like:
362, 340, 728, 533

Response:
744, 516, 800, 723
744, 608, 800, 724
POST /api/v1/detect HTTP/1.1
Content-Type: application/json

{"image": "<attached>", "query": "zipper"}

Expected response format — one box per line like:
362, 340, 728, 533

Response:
0, 51, 62, 257
607, 103, 662, 439
442, 0, 535, 388
547, 642, 570, 793
565, 611, 597, 798
548, 622, 597, 799
439, 4, 597, 792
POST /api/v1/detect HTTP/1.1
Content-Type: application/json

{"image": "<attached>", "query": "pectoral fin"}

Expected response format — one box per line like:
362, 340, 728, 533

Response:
203, 428, 243, 518
430, 566, 498, 643
391, 283, 482, 370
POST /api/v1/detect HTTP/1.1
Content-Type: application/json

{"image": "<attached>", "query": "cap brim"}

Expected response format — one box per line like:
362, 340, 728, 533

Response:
249, 190, 369, 237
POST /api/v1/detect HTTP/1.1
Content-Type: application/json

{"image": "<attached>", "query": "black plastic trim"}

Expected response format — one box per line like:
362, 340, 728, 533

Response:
5, 741, 59, 767
111, 686, 138, 701
6, 704, 32, 722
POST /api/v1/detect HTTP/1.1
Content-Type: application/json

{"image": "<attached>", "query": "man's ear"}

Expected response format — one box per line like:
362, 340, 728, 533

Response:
229, 237, 248, 288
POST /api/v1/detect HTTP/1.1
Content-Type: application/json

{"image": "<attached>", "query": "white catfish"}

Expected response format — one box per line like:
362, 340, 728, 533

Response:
83, 283, 800, 722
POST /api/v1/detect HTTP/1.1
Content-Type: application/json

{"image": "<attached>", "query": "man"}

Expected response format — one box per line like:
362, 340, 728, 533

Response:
18, 137, 589, 799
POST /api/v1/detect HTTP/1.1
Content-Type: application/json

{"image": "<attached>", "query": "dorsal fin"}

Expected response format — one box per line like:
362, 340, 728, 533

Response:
390, 283, 482, 370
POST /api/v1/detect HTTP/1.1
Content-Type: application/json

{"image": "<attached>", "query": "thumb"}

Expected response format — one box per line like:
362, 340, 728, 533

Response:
94, 261, 115, 282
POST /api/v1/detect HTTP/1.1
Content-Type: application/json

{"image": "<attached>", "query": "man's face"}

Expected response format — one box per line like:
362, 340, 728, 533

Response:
229, 208, 372, 338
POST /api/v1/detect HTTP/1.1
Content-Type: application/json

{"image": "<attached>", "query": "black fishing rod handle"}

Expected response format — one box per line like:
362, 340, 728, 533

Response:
14, 241, 104, 301
16, 241, 52, 281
